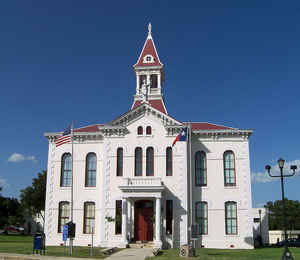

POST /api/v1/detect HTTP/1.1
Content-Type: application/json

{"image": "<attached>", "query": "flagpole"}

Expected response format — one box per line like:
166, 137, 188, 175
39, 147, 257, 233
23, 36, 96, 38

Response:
188, 122, 193, 245
70, 121, 74, 255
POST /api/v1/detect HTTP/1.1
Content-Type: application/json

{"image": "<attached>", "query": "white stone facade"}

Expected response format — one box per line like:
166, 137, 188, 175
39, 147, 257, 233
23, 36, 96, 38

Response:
44, 26, 254, 249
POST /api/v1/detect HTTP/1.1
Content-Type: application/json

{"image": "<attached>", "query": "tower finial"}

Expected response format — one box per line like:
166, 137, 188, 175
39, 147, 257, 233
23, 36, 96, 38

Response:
148, 23, 152, 35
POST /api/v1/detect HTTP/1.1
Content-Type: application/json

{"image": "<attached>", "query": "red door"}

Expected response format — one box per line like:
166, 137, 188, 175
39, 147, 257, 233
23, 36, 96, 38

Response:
134, 200, 153, 241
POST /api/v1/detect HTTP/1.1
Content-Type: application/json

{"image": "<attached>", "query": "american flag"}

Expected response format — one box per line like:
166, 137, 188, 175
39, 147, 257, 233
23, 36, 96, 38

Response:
56, 125, 72, 147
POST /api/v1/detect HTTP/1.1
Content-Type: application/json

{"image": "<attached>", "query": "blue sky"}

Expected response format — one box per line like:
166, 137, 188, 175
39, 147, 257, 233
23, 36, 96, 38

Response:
0, 1, 299, 207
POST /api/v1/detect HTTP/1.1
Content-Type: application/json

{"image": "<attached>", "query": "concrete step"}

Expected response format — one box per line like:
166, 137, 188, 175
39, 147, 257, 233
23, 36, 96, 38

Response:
129, 242, 155, 249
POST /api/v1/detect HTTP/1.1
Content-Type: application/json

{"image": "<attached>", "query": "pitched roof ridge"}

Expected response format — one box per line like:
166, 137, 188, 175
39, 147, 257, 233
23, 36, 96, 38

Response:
183, 122, 237, 130
74, 123, 104, 130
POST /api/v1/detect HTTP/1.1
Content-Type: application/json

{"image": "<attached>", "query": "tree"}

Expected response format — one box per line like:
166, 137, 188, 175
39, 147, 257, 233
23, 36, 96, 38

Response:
265, 199, 300, 230
0, 196, 23, 228
20, 170, 47, 229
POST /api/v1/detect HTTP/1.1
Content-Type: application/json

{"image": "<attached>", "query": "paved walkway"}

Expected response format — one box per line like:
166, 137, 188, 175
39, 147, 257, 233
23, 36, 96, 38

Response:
0, 249, 153, 260
106, 248, 153, 260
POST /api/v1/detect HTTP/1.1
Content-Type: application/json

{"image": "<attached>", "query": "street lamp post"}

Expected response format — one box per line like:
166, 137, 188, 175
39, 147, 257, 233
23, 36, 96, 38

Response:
265, 158, 297, 260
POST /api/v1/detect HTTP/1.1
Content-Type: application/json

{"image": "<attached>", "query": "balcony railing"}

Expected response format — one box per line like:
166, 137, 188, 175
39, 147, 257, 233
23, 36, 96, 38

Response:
121, 177, 163, 187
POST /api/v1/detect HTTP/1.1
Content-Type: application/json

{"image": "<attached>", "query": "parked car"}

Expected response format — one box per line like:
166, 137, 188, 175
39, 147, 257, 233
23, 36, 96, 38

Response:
5, 226, 24, 235
276, 238, 300, 247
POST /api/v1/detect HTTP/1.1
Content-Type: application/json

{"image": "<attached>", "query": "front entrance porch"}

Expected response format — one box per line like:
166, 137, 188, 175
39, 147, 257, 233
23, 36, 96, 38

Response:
119, 177, 164, 248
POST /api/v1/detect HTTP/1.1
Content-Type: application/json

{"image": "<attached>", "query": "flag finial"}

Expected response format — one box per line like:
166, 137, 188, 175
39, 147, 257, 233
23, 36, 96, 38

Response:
148, 23, 152, 35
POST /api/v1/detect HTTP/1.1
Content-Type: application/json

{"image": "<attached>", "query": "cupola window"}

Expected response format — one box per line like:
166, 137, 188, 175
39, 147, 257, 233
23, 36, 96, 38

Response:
143, 54, 155, 63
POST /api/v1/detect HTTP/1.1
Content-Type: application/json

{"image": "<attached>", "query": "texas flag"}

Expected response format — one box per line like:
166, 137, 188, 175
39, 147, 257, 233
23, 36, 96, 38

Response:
172, 127, 188, 146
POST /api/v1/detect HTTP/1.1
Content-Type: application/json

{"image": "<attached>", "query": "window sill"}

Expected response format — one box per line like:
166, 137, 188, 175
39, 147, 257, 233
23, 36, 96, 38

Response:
224, 186, 238, 189
84, 187, 97, 189
224, 234, 239, 237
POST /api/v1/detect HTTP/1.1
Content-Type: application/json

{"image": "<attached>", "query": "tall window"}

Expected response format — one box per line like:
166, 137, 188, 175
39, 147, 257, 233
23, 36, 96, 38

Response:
137, 126, 143, 135
117, 148, 123, 176
166, 200, 173, 235
150, 74, 157, 88
85, 153, 96, 187
83, 202, 95, 234
225, 201, 237, 235
166, 147, 172, 176
61, 153, 72, 187
146, 126, 152, 135
135, 147, 142, 176
146, 147, 154, 176
140, 75, 146, 88
58, 201, 70, 233
195, 201, 208, 235
115, 200, 122, 234
195, 151, 207, 186
224, 151, 236, 186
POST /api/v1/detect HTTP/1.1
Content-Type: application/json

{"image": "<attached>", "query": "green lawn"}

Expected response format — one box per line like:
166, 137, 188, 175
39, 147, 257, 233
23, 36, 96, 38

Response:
0, 235, 109, 258
146, 248, 300, 260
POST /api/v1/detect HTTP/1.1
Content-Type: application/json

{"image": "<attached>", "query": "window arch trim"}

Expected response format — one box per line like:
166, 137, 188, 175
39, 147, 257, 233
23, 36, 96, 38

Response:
195, 151, 207, 186
58, 201, 70, 233
195, 201, 208, 235
146, 147, 154, 176
166, 147, 173, 176
223, 150, 236, 186
225, 201, 238, 235
146, 126, 152, 135
83, 201, 95, 234
135, 147, 143, 176
85, 152, 97, 187
116, 147, 123, 177
137, 126, 143, 135
61, 153, 72, 187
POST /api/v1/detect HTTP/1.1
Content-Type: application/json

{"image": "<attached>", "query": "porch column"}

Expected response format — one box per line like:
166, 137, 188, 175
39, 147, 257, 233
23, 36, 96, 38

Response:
155, 197, 162, 247
122, 198, 128, 244
127, 199, 132, 240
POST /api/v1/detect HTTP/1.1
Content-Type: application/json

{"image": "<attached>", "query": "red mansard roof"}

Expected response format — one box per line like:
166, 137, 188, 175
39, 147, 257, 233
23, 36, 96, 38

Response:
132, 100, 167, 114
74, 124, 103, 133
184, 122, 236, 131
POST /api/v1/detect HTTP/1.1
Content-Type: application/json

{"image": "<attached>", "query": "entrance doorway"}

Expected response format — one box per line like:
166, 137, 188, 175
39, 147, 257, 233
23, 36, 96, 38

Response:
134, 200, 153, 241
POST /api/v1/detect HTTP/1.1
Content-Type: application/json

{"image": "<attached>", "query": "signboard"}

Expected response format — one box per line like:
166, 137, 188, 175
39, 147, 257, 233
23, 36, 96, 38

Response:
62, 224, 68, 241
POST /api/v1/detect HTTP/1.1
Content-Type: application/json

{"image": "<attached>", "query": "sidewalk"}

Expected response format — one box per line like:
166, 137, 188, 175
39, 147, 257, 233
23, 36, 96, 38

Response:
106, 248, 153, 260
0, 249, 153, 260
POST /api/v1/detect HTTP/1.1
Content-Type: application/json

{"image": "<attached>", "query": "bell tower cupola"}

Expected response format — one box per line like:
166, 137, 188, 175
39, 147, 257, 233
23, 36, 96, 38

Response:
132, 23, 167, 114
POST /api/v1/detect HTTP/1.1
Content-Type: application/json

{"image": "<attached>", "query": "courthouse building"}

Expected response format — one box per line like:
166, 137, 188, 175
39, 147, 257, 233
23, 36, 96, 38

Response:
44, 25, 254, 249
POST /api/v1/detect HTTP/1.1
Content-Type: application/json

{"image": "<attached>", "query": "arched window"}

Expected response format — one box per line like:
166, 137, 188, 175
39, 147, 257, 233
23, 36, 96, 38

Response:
146, 147, 154, 176
83, 202, 95, 234
85, 153, 96, 187
195, 201, 208, 235
135, 147, 142, 176
117, 148, 123, 177
195, 151, 207, 186
137, 126, 143, 135
166, 147, 172, 176
58, 201, 70, 233
225, 201, 237, 235
223, 151, 236, 186
146, 126, 152, 135
61, 153, 72, 187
